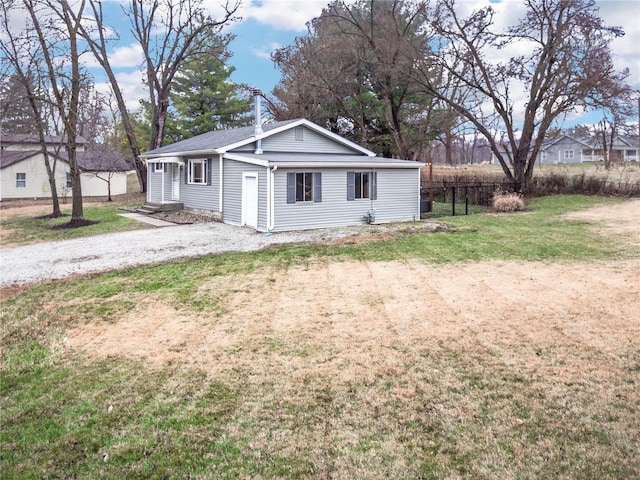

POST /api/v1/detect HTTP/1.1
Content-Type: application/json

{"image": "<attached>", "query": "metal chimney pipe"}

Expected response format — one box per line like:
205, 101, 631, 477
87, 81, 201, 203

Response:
253, 88, 263, 154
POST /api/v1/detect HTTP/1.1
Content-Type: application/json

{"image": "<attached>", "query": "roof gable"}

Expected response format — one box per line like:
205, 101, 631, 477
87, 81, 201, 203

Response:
0, 150, 41, 169
141, 119, 375, 158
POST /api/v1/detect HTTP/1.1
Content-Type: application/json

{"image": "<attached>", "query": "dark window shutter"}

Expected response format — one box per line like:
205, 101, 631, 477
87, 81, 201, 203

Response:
347, 171, 355, 201
313, 172, 322, 202
371, 171, 377, 200
287, 172, 296, 204
185, 161, 189, 183
207, 158, 212, 185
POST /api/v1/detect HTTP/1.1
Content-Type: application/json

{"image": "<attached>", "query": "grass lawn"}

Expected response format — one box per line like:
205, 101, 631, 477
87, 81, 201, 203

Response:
1, 195, 639, 479
0, 201, 150, 246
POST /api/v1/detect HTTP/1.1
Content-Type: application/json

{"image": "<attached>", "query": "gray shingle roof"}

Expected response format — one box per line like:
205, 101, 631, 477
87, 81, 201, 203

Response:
142, 119, 300, 156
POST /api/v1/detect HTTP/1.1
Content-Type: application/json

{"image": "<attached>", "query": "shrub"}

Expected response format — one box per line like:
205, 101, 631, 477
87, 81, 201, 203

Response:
492, 189, 525, 212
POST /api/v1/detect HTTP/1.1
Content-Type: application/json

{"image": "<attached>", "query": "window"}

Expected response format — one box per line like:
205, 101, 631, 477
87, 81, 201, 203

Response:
188, 159, 208, 185
347, 171, 377, 201
66, 173, 72, 188
16, 172, 26, 188
153, 162, 167, 173
564, 149, 574, 160
287, 172, 322, 203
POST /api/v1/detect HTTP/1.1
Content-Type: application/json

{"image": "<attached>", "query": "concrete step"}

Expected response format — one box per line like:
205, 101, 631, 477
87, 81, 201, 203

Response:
137, 202, 183, 213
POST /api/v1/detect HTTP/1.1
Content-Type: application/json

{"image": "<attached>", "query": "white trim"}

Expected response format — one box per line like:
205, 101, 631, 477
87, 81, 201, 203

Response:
144, 156, 184, 164
223, 153, 270, 166
224, 152, 423, 169
241, 172, 259, 228
219, 155, 224, 214
187, 158, 208, 185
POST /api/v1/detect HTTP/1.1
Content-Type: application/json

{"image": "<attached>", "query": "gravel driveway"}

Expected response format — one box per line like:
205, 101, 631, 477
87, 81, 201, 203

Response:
0, 222, 361, 287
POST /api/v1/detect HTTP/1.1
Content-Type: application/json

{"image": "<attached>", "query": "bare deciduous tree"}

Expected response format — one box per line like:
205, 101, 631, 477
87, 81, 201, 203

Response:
412, 0, 631, 189
126, 0, 240, 151
73, 0, 147, 192
23, 0, 87, 222
1, 0, 64, 216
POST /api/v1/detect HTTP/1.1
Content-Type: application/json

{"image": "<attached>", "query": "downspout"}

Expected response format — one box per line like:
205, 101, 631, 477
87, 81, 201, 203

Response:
219, 155, 223, 215
266, 165, 270, 231
268, 165, 277, 231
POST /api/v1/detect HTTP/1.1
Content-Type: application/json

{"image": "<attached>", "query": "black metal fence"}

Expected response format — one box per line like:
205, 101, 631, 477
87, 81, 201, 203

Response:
420, 182, 514, 217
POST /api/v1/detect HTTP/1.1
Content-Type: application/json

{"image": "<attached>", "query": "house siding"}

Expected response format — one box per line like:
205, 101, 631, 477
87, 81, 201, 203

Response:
543, 137, 586, 164
272, 168, 420, 231
80, 172, 128, 197
147, 167, 171, 203
1, 154, 126, 200
181, 157, 219, 211
222, 159, 268, 230
230, 126, 358, 155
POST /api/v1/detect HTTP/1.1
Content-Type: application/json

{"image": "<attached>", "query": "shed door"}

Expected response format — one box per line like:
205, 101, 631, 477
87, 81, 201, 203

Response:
243, 173, 258, 228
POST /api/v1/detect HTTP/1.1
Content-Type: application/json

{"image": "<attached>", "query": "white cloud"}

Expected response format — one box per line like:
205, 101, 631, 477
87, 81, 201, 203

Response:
239, 0, 329, 31
94, 70, 148, 112
82, 43, 144, 69
597, 0, 640, 89
251, 41, 285, 60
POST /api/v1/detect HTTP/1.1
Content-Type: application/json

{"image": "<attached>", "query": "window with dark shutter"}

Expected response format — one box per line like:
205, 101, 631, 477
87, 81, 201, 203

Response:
287, 171, 321, 203
347, 171, 376, 200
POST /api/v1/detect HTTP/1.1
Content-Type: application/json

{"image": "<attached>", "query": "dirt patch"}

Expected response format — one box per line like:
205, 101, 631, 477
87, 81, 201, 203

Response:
562, 198, 640, 241
63, 257, 640, 374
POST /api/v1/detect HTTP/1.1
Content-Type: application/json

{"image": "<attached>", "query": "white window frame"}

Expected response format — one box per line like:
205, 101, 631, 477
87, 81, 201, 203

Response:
564, 149, 574, 160
354, 172, 371, 199
153, 162, 167, 173
188, 159, 208, 185
16, 172, 26, 188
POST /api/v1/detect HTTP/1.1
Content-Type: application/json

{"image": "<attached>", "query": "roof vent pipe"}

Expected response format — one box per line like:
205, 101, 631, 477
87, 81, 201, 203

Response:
253, 88, 263, 154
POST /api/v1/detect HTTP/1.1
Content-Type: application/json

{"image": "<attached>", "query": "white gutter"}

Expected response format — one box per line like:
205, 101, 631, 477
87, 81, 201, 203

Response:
271, 162, 424, 169
139, 150, 221, 159
223, 153, 270, 167
143, 155, 183, 164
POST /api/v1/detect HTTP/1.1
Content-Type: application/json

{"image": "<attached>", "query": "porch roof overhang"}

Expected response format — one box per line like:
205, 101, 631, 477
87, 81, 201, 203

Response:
143, 156, 184, 164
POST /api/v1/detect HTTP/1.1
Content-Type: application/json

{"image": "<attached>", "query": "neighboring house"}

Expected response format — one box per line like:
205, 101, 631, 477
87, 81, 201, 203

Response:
0, 133, 131, 200
140, 116, 424, 232
493, 134, 639, 165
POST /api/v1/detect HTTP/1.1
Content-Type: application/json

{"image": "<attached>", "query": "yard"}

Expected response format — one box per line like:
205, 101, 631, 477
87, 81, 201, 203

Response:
1, 195, 639, 478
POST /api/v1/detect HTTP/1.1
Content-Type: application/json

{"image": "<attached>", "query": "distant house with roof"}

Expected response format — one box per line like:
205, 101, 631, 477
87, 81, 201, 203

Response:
537, 134, 638, 164
140, 109, 424, 232
492, 133, 638, 165
0, 133, 132, 201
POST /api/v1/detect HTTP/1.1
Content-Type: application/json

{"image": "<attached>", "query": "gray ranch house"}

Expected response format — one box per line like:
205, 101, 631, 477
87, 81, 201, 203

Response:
534, 134, 638, 164
140, 118, 424, 232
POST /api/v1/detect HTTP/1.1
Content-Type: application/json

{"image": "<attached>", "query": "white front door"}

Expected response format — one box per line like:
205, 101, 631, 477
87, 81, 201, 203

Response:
243, 173, 258, 228
172, 164, 180, 200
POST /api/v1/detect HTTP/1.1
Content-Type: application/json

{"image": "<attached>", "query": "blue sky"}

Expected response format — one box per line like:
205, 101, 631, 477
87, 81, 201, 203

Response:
90, 0, 639, 126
